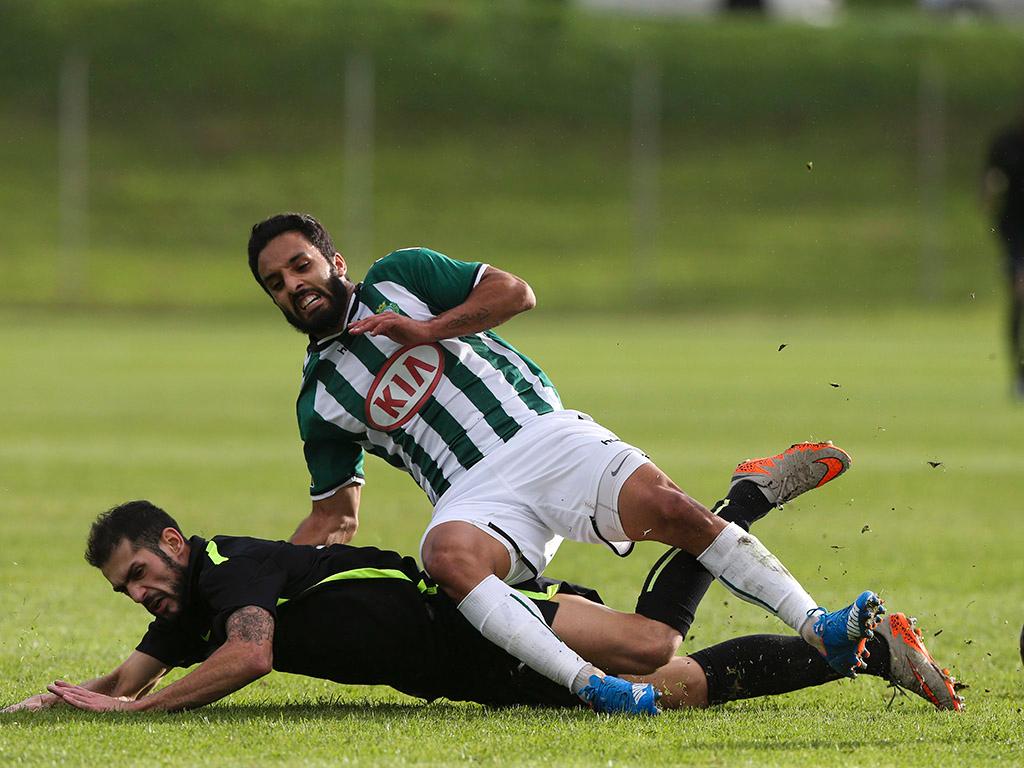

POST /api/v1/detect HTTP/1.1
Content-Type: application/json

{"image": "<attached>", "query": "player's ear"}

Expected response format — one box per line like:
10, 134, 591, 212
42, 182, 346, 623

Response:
161, 527, 186, 556
332, 252, 347, 279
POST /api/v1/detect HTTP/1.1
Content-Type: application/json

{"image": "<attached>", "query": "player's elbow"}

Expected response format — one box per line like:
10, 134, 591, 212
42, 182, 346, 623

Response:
241, 646, 274, 679
251, 657, 274, 679
515, 279, 536, 312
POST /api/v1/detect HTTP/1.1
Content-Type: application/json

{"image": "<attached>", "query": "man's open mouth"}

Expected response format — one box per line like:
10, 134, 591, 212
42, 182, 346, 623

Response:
296, 292, 324, 313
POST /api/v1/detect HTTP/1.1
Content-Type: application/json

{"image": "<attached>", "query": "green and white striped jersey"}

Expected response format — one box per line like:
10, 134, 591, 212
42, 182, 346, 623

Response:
297, 247, 562, 504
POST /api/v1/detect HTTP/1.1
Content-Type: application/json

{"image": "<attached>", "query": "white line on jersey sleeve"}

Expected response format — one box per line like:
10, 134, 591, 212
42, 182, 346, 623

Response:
310, 476, 366, 501
473, 263, 489, 287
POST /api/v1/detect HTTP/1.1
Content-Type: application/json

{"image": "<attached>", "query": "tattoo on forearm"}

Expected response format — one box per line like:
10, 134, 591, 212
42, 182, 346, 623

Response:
226, 606, 274, 645
445, 308, 491, 330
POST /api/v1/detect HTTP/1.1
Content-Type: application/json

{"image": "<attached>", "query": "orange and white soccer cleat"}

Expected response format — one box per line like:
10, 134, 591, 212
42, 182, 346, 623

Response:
876, 612, 964, 711
730, 441, 851, 507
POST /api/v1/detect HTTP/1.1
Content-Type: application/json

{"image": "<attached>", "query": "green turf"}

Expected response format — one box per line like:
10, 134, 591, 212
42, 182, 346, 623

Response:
1, 307, 1022, 766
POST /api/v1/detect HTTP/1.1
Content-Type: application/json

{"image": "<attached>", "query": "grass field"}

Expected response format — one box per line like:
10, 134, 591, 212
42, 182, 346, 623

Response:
1, 306, 1022, 766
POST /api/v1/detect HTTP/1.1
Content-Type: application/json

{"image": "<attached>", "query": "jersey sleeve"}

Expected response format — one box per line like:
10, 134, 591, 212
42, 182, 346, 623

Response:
198, 552, 289, 642
369, 247, 487, 314
136, 619, 209, 669
303, 429, 366, 499
298, 383, 367, 498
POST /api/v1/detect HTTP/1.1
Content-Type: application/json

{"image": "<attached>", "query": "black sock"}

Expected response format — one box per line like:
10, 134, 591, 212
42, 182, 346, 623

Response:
718, 480, 773, 531
634, 481, 771, 636
689, 633, 891, 706
862, 632, 891, 679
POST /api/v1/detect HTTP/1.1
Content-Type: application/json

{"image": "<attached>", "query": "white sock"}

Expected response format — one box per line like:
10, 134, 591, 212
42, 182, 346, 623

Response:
696, 522, 818, 632
458, 574, 590, 692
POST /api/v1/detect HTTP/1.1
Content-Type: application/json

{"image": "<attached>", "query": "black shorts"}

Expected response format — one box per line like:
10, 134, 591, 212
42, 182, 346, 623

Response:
273, 576, 602, 710
414, 577, 603, 709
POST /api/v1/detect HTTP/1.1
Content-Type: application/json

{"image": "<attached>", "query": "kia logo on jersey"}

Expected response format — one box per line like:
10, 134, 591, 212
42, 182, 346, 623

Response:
365, 343, 446, 431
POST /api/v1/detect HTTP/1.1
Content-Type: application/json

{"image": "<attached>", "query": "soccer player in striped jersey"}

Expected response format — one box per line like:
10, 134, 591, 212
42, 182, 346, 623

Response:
245, 212, 883, 714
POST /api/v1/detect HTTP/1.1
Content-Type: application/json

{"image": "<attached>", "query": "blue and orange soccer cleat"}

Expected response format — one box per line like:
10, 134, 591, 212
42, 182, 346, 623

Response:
811, 590, 886, 676
578, 675, 660, 716
730, 442, 852, 507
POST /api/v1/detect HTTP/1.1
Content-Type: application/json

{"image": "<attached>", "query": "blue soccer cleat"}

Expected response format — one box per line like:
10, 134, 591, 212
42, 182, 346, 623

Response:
811, 590, 886, 677
578, 675, 660, 716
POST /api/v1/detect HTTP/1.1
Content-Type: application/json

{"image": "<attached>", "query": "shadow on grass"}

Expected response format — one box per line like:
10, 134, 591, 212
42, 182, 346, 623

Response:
0, 697, 584, 726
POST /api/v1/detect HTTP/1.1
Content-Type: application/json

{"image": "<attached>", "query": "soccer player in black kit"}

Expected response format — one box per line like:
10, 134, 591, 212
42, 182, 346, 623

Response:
4, 501, 962, 715
985, 118, 1024, 398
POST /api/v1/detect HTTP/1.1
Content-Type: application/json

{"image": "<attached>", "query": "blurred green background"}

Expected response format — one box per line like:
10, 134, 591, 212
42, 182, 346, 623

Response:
2, 0, 1023, 311
3, 2, 1024, 765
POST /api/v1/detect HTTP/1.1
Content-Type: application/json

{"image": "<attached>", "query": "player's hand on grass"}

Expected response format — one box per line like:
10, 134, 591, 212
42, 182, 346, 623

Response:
46, 681, 133, 713
1, 692, 59, 712
348, 312, 436, 345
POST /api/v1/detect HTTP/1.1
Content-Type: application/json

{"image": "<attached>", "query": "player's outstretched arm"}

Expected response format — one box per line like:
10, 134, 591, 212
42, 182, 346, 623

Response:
2, 651, 169, 713
347, 267, 535, 344
290, 483, 361, 546
48, 606, 275, 713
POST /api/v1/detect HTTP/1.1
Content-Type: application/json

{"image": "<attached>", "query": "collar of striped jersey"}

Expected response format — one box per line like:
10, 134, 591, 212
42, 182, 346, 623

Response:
306, 282, 362, 353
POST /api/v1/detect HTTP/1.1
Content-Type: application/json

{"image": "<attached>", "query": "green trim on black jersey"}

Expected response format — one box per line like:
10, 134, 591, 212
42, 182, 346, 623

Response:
206, 540, 229, 565
515, 582, 561, 602
275, 567, 438, 606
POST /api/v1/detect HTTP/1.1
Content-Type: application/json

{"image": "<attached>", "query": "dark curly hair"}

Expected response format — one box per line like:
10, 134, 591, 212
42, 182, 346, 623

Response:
247, 212, 338, 291
85, 500, 183, 568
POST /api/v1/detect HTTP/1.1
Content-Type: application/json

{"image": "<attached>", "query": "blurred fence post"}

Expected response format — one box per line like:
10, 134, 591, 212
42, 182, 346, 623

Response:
918, 53, 946, 302
59, 49, 89, 303
343, 51, 375, 266
631, 58, 660, 304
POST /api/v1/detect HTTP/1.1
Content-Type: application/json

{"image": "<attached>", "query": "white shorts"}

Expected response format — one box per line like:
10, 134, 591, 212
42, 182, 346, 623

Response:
421, 410, 651, 585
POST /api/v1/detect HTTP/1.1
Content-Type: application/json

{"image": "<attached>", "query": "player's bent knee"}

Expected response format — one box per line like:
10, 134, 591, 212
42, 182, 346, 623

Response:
631, 623, 683, 673
422, 547, 481, 589
422, 540, 509, 602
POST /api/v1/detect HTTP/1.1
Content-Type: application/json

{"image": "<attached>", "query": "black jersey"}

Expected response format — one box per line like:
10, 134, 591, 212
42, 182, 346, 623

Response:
135, 535, 588, 708
988, 126, 1024, 241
